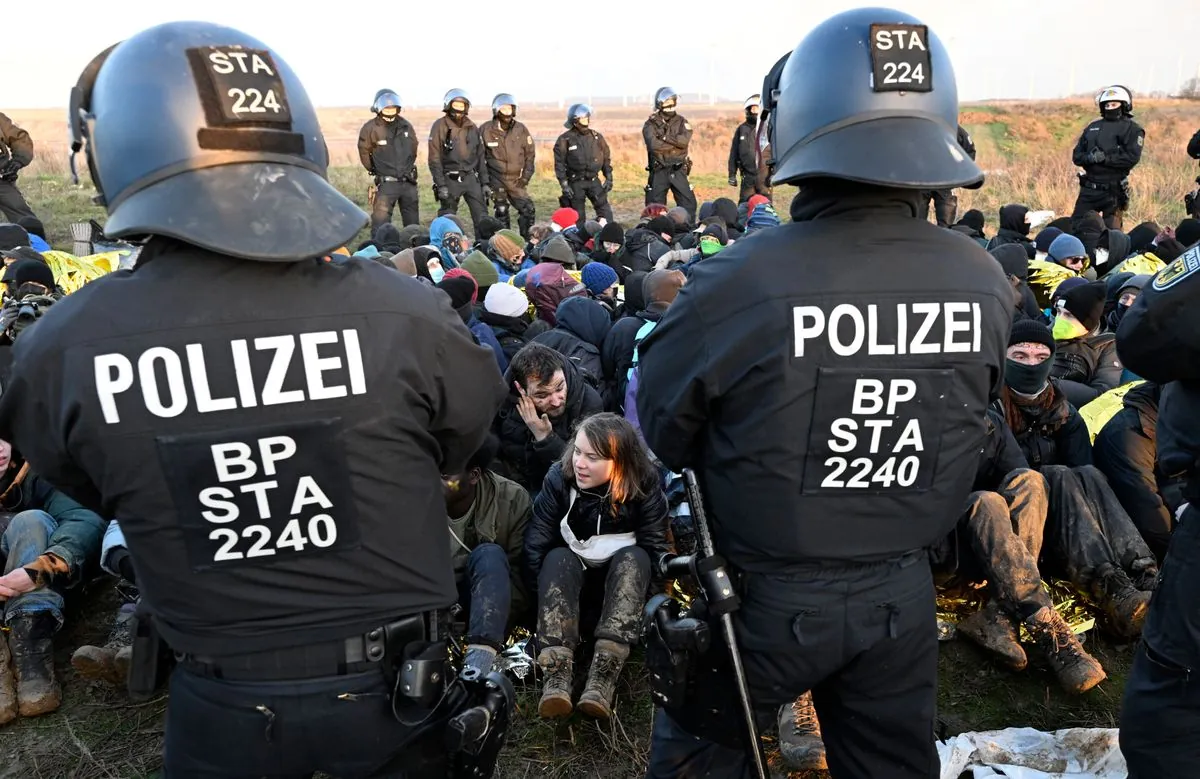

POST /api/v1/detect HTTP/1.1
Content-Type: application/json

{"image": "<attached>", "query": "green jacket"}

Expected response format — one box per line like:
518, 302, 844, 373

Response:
447, 470, 532, 619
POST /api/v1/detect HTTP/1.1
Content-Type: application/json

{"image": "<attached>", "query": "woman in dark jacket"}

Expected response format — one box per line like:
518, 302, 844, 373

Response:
525, 413, 668, 721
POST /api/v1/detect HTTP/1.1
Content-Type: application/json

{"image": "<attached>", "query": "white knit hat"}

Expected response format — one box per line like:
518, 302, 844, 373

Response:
484, 283, 529, 318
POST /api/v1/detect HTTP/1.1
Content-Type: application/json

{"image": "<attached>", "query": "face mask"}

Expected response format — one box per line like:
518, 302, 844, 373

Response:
1112, 302, 1131, 326
699, 236, 723, 257
1052, 314, 1089, 341
577, 117, 589, 128
1102, 107, 1121, 121
429, 264, 445, 284
443, 235, 463, 255
662, 106, 676, 115
1006, 358, 1054, 396
381, 108, 399, 122
1095, 248, 1109, 267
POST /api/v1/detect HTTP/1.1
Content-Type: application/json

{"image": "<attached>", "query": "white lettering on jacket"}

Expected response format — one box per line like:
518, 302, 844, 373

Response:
793, 302, 981, 358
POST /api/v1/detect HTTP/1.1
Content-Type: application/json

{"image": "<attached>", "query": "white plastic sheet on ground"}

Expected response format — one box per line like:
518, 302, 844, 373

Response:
938, 727, 1126, 779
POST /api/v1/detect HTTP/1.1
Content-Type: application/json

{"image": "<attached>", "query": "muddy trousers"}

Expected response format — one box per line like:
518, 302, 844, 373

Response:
646, 552, 939, 779
536, 545, 650, 648
454, 543, 512, 648
958, 469, 1054, 620
1041, 465, 1156, 587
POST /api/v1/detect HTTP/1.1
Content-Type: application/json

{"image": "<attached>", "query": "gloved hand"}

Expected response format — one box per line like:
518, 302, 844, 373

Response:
603, 178, 613, 193
560, 181, 572, 200
482, 184, 494, 201
436, 186, 451, 202
728, 175, 738, 187
1086, 148, 1107, 164
0, 159, 20, 179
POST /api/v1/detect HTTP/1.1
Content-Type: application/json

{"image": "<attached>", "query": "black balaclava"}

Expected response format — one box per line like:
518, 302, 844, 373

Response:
1006, 320, 1056, 395
1101, 103, 1123, 121
998, 204, 1031, 237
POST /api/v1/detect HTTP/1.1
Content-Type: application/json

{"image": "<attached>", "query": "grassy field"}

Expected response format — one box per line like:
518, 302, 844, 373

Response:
0, 100, 1197, 778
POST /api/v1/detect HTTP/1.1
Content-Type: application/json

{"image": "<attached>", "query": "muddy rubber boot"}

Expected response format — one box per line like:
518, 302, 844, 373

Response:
537, 646, 574, 719
0, 634, 16, 725
462, 644, 497, 677
577, 639, 630, 719
1093, 566, 1151, 638
1025, 606, 1106, 695
777, 692, 827, 771
956, 601, 1028, 671
9, 615, 61, 718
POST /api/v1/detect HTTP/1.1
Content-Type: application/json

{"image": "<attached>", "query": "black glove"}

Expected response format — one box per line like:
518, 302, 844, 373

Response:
1086, 148, 1107, 164
482, 184, 494, 201
109, 548, 137, 585
603, 178, 614, 193
728, 175, 738, 187
436, 186, 451, 202
560, 181, 572, 200
0, 160, 20, 179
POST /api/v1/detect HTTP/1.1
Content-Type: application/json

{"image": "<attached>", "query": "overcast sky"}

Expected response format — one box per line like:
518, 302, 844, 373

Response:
6, 0, 1198, 109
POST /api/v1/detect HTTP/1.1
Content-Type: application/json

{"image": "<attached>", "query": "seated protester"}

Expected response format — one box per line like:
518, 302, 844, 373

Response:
589, 222, 627, 278
950, 208, 988, 247
990, 244, 1042, 324
603, 269, 685, 412
639, 203, 669, 225
0, 439, 107, 723
0, 224, 30, 254
1046, 233, 1091, 278
525, 223, 553, 259
489, 229, 535, 282
71, 519, 138, 687
1094, 383, 1176, 561
1105, 273, 1150, 335
550, 207, 579, 234
745, 202, 781, 233
1071, 210, 1106, 265
709, 198, 743, 240
581, 262, 621, 320
461, 251, 500, 302
986, 204, 1036, 258
481, 284, 550, 364
1033, 226, 1062, 263
617, 222, 671, 277
1176, 217, 1200, 250
533, 297, 612, 397
429, 215, 466, 269
934, 412, 1105, 693
1126, 221, 1161, 256
665, 207, 692, 239
414, 245, 445, 284
444, 435, 532, 676
1050, 281, 1123, 408
738, 194, 771, 230
525, 238, 587, 325
999, 321, 1157, 638
1096, 227, 1131, 276
525, 413, 668, 719
14, 219, 49, 254
472, 216, 503, 253
390, 248, 419, 278
493, 344, 603, 492
438, 273, 509, 374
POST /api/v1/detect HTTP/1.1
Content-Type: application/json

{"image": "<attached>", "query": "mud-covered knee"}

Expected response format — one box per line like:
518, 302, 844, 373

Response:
1003, 468, 1048, 499
964, 491, 1009, 528
611, 545, 651, 572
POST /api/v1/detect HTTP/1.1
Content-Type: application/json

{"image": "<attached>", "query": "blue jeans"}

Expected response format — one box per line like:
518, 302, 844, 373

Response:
455, 543, 512, 648
1, 510, 62, 626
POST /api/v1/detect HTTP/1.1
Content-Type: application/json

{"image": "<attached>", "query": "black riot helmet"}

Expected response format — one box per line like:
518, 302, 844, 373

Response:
372, 89, 402, 114
654, 87, 679, 112
444, 88, 471, 116
565, 103, 592, 129
756, 52, 790, 174
67, 22, 365, 261
770, 8, 983, 191
491, 93, 517, 119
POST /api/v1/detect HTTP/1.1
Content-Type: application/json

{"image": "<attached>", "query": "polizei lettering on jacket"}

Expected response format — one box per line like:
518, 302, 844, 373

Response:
793, 302, 982, 358
93, 329, 367, 425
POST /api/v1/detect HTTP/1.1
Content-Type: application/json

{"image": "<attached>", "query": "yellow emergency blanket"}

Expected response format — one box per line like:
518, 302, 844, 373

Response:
1079, 381, 1144, 442
1027, 260, 1078, 309
1109, 252, 1166, 278
40, 250, 120, 295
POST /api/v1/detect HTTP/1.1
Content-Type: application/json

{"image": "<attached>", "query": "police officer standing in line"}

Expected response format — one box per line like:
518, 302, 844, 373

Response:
643, 88, 697, 221
922, 124, 976, 226
554, 104, 615, 224
0, 112, 36, 222
1071, 85, 1144, 230
357, 89, 420, 230
1117, 246, 1200, 777
0, 22, 509, 777
637, 9, 1012, 777
480, 94, 536, 239
728, 95, 767, 204
429, 89, 492, 236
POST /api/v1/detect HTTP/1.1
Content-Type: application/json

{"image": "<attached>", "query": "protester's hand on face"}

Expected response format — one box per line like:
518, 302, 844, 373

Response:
0, 568, 35, 600
515, 382, 553, 442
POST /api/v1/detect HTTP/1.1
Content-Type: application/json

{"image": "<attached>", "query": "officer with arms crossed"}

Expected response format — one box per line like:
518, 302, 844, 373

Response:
358, 89, 420, 230
638, 9, 1012, 778
0, 22, 509, 778
1117, 244, 1200, 777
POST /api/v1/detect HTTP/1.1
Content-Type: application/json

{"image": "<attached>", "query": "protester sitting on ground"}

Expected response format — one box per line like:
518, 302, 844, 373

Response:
493, 344, 603, 492
443, 434, 532, 676
1049, 281, 1123, 408
480, 284, 549, 364
0, 439, 106, 724
998, 321, 1157, 639
987, 204, 1036, 258
438, 273, 508, 373
533, 296, 612, 399
488, 229, 535, 282
581, 261, 621, 320
603, 269, 686, 410
430, 215, 466, 269
1033, 226, 1062, 263
461, 251, 500, 302
14, 218, 48, 253
524, 413, 668, 720
989, 244, 1041, 324
950, 208, 988, 247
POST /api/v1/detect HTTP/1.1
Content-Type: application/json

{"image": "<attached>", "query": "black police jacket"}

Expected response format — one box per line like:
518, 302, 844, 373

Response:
0, 239, 506, 655
1071, 116, 1145, 184
357, 116, 419, 181
428, 115, 489, 189
553, 127, 612, 183
728, 120, 757, 178
637, 186, 1012, 568
479, 118, 535, 185
642, 113, 692, 167
1189, 129, 1200, 160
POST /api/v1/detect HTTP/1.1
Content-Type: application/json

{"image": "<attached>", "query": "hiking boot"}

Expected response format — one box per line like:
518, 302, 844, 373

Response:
71, 601, 136, 687
956, 602, 1028, 671
1025, 606, 1106, 695
0, 632, 16, 726
777, 692, 827, 771
1131, 561, 1160, 593
577, 639, 630, 719
1093, 566, 1151, 638
537, 646, 574, 719
462, 644, 497, 677
8, 615, 61, 718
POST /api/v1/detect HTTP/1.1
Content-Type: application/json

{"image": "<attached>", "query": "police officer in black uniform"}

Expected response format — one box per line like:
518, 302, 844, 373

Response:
0, 22, 509, 777
637, 9, 1011, 777
429, 89, 492, 237
728, 95, 766, 204
0, 112, 37, 222
1117, 245, 1200, 777
480, 93, 536, 239
642, 88, 697, 220
1071, 85, 1144, 230
1186, 128, 1200, 218
358, 89, 420, 230
554, 104, 614, 224
922, 124, 976, 226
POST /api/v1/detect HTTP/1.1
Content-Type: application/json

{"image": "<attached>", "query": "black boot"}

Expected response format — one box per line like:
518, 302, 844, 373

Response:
8, 614, 61, 718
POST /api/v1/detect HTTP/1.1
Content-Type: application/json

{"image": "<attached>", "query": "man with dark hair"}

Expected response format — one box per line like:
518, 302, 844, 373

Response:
443, 434, 532, 675
493, 343, 602, 491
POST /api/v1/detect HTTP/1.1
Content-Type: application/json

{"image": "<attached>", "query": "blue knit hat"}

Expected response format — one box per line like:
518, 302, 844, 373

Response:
581, 262, 618, 296
1047, 233, 1086, 264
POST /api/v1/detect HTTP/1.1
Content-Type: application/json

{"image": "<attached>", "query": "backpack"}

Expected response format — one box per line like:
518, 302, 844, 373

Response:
525, 263, 586, 326
622, 319, 660, 431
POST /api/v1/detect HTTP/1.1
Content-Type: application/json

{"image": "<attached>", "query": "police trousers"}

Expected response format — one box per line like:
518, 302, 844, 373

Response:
493, 179, 536, 238
922, 189, 957, 227
438, 173, 487, 237
1120, 503, 1200, 778
645, 551, 939, 779
646, 167, 696, 221
0, 179, 35, 223
735, 171, 768, 205
567, 178, 614, 225
1072, 182, 1124, 230
371, 179, 420, 231
163, 664, 448, 778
